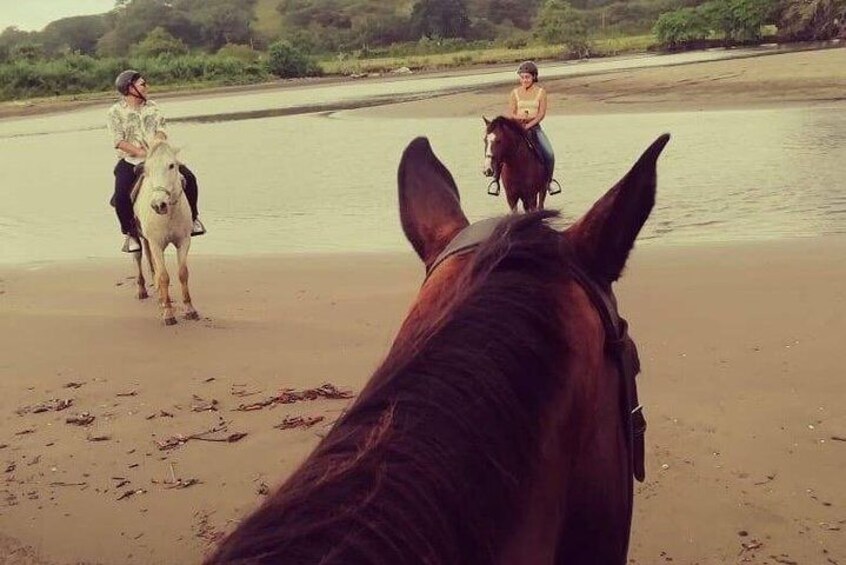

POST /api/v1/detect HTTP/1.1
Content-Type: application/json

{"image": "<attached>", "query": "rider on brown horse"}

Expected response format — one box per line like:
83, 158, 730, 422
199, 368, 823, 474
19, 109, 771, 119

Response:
509, 61, 561, 195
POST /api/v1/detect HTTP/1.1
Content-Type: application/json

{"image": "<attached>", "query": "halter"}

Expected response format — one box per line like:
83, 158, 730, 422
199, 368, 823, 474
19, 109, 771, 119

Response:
424, 218, 648, 482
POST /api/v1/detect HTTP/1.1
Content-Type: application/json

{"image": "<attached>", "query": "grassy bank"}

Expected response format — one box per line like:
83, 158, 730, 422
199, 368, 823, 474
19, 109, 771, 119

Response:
0, 35, 656, 105
320, 35, 656, 75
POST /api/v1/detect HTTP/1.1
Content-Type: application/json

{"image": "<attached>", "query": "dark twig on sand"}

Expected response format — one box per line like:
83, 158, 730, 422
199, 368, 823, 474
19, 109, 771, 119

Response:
16, 399, 74, 415
274, 415, 325, 430
236, 383, 353, 412
155, 423, 246, 451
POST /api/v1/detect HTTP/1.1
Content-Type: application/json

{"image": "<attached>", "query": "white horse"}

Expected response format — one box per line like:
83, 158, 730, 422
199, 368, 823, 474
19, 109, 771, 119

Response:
132, 140, 199, 325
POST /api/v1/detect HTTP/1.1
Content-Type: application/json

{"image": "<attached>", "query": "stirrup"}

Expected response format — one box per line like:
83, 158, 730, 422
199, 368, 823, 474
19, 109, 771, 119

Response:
122, 235, 141, 254
191, 218, 206, 237
548, 179, 562, 196
487, 179, 501, 196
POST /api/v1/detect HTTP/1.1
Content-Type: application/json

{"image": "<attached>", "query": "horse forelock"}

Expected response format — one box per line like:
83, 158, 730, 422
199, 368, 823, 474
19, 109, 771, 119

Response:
207, 212, 577, 565
145, 140, 176, 163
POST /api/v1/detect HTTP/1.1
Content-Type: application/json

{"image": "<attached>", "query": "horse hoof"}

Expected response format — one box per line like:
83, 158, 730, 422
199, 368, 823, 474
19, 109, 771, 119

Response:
137, 291, 149, 300
163, 317, 178, 326
184, 311, 200, 321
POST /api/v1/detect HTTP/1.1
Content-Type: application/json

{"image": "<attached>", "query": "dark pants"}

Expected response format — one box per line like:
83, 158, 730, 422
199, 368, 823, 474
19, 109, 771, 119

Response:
112, 159, 199, 234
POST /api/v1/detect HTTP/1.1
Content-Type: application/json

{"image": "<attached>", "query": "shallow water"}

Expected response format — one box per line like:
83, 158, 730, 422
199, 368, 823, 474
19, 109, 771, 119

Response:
1, 48, 844, 265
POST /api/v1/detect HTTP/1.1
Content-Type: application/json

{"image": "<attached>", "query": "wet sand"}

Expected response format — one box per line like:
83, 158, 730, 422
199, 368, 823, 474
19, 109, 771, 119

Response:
1, 238, 845, 564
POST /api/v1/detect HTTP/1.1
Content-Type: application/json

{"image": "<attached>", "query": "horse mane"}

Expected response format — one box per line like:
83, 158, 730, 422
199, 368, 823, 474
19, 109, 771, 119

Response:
489, 115, 529, 141
207, 211, 574, 565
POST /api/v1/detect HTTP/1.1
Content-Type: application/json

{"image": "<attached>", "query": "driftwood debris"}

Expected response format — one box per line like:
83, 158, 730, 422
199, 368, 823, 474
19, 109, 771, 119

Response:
274, 415, 325, 430
237, 383, 353, 412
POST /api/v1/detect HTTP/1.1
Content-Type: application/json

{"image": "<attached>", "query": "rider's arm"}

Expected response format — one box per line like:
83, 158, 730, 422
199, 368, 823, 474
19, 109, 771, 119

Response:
116, 140, 146, 158
508, 89, 520, 120
524, 89, 547, 129
107, 107, 146, 157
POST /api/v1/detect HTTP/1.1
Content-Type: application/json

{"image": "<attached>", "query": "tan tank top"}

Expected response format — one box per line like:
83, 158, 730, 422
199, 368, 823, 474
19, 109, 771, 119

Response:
513, 87, 544, 119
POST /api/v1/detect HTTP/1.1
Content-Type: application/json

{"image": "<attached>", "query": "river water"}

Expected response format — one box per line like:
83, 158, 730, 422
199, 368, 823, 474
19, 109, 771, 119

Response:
1, 47, 844, 264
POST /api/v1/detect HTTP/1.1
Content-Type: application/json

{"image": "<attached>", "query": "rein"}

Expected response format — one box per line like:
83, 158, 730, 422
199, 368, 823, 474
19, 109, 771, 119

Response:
424, 218, 647, 482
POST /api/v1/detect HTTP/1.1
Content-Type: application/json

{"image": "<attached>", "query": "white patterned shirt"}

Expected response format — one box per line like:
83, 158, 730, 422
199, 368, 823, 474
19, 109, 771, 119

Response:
106, 99, 167, 165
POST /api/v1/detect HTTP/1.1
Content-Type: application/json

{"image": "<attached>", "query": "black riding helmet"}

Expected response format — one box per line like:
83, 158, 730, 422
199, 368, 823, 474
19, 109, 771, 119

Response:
516, 60, 539, 82
115, 69, 142, 96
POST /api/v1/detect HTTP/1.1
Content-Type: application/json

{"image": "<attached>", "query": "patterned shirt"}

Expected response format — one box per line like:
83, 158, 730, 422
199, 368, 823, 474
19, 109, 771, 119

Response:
106, 99, 167, 165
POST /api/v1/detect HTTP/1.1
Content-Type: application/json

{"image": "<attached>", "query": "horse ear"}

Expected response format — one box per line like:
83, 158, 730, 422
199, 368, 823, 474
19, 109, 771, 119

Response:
483, 115, 490, 126
566, 134, 670, 283
398, 137, 469, 267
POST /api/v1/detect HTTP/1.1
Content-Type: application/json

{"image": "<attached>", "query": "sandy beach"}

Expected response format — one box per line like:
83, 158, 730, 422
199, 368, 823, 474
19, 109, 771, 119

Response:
1, 47, 845, 564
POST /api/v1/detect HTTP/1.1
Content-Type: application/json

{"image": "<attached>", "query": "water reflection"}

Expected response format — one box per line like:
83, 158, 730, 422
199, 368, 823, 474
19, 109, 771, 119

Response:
0, 101, 844, 264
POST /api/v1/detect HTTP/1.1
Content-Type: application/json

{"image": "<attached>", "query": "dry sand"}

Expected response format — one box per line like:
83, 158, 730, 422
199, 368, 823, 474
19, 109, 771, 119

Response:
1, 47, 845, 564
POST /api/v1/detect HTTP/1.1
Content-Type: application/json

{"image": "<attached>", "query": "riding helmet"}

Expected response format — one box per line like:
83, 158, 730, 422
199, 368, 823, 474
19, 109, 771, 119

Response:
516, 60, 539, 82
115, 69, 142, 95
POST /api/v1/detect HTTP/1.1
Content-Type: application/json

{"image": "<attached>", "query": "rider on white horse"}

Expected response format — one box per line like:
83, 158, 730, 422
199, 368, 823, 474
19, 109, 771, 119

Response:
106, 69, 206, 253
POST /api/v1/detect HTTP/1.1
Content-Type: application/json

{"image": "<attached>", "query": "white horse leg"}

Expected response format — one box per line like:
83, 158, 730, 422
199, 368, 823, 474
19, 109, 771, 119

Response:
134, 247, 148, 300
150, 244, 176, 326
176, 239, 199, 320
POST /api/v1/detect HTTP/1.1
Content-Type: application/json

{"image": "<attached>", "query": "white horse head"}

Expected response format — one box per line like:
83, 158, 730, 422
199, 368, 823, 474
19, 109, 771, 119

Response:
142, 140, 183, 216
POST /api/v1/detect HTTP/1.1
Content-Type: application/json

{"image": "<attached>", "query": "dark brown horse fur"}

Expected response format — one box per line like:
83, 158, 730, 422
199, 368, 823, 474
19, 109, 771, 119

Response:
206, 133, 670, 565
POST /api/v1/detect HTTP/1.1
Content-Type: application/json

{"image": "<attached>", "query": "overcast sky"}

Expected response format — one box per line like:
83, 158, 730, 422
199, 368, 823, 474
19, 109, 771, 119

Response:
0, 0, 115, 32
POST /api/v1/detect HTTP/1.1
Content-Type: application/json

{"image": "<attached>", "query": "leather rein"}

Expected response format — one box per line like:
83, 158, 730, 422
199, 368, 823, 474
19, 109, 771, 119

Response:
425, 218, 647, 482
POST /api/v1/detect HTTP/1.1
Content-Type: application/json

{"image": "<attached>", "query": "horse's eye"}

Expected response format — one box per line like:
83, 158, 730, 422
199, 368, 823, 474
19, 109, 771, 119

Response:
169, 163, 175, 170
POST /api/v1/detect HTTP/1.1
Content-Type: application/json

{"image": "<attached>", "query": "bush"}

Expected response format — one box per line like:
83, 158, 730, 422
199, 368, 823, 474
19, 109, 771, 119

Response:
653, 8, 710, 47
535, 0, 591, 56
216, 43, 260, 63
267, 40, 322, 78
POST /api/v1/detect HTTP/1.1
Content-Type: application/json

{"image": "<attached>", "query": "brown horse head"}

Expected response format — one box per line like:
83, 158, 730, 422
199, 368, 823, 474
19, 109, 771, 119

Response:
483, 115, 549, 213
206, 134, 670, 565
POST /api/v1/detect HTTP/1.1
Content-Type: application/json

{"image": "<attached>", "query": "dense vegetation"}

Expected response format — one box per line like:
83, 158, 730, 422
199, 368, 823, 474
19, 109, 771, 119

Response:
0, 0, 843, 101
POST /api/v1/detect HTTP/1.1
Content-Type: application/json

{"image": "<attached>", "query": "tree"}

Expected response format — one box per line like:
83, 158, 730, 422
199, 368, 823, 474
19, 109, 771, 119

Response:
41, 15, 108, 55
488, 0, 541, 28
410, 0, 472, 38
133, 27, 189, 57
175, 0, 257, 50
534, 0, 590, 56
777, 0, 846, 39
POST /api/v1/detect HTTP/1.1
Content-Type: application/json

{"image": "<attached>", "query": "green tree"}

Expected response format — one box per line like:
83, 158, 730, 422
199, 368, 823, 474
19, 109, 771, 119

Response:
534, 0, 590, 56
175, 0, 257, 50
777, 0, 846, 39
133, 27, 189, 57
41, 15, 108, 55
410, 0, 472, 38
653, 7, 710, 47
700, 0, 774, 42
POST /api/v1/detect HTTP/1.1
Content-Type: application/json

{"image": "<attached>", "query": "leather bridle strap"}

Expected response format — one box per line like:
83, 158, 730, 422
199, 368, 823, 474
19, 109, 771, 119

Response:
568, 262, 647, 483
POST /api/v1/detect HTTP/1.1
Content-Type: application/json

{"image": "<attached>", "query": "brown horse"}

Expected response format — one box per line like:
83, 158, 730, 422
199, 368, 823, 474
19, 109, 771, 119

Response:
205, 133, 670, 565
483, 115, 549, 213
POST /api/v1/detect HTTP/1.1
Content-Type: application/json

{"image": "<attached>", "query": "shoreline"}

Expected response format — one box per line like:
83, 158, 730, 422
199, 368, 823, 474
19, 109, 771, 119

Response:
1, 43, 843, 122
1, 236, 844, 564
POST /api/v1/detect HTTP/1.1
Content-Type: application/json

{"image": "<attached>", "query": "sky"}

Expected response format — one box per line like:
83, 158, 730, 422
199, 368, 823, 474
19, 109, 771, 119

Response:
0, 0, 115, 32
